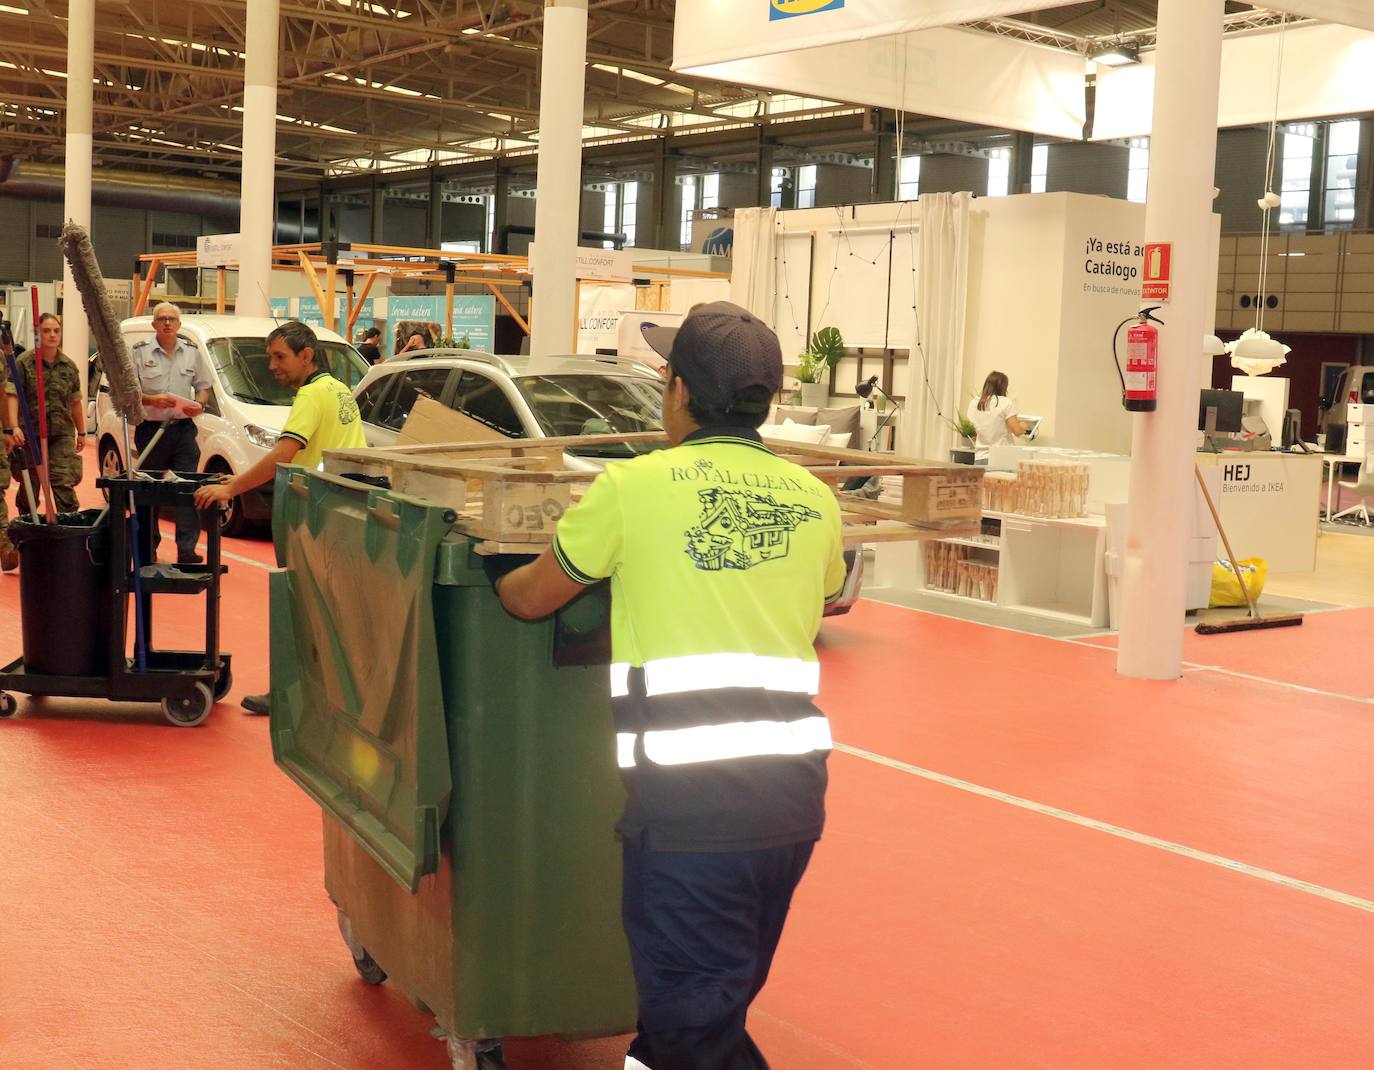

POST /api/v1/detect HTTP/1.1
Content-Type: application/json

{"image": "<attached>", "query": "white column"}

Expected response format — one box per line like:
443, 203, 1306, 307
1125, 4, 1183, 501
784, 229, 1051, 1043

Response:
528, 0, 588, 357
1117, 0, 1225, 680
62, 0, 94, 400
235, 0, 280, 317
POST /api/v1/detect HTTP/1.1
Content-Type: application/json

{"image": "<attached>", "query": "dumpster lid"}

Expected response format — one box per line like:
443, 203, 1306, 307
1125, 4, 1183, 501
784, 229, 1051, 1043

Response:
270, 466, 454, 892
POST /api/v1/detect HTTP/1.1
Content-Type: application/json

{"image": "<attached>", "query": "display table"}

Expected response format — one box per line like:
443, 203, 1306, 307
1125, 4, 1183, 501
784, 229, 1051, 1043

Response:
1194, 451, 1321, 573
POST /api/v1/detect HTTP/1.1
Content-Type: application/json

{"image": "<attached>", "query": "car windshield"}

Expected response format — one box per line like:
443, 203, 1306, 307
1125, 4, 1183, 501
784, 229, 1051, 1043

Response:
206, 337, 370, 405
514, 374, 663, 457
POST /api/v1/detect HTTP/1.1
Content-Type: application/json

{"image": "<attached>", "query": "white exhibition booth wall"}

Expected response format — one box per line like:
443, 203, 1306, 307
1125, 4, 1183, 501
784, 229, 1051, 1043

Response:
750, 192, 1219, 457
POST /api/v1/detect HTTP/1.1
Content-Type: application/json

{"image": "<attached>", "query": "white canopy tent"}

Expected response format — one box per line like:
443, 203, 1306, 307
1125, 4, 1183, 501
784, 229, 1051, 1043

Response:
673, 2, 1374, 141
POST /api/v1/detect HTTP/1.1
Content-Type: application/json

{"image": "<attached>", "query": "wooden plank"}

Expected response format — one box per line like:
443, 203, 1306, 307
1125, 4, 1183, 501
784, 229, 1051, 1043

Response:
322, 433, 982, 548
488, 282, 530, 335
345, 270, 379, 337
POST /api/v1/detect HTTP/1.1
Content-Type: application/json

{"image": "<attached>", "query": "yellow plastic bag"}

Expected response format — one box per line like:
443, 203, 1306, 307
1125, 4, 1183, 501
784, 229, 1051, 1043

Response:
1209, 557, 1268, 608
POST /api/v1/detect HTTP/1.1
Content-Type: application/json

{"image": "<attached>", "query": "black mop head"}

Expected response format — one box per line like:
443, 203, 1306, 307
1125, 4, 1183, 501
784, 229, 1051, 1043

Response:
1195, 613, 1304, 635
60, 221, 143, 424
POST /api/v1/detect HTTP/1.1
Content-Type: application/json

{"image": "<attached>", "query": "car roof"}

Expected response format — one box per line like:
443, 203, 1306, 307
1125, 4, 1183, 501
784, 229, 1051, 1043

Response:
120, 314, 352, 346
374, 349, 661, 380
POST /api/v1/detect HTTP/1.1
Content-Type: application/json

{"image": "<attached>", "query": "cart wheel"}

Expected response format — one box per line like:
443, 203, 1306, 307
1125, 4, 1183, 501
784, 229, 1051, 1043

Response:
213, 665, 233, 702
446, 1037, 507, 1070
162, 682, 213, 728
0, 692, 16, 718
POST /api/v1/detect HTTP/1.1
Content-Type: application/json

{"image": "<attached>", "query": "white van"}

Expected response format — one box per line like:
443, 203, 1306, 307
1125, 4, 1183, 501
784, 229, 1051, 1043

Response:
95, 315, 370, 535
1322, 365, 1374, 442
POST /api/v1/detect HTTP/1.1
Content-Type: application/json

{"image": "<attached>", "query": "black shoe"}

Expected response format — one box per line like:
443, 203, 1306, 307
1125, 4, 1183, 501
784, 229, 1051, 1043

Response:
241, 693, 270, 716
177, 551, 204, 565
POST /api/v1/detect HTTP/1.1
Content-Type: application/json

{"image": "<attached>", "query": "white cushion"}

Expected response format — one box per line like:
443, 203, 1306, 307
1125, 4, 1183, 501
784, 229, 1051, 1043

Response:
762, 419, 832, 445
825, 432, 853, 448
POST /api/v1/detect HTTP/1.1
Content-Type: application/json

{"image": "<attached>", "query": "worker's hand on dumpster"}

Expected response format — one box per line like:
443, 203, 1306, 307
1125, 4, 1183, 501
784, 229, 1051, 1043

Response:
193, 480, 234, 510
481, 554, 527, 592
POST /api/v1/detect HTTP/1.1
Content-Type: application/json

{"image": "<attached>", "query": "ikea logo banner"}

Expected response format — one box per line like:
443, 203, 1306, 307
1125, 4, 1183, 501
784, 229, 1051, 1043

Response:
770, 0, 845, 20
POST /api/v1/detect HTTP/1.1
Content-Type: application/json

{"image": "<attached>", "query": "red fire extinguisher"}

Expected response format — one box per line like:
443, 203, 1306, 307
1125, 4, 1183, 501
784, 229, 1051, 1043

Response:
1114, 306, 1165, 412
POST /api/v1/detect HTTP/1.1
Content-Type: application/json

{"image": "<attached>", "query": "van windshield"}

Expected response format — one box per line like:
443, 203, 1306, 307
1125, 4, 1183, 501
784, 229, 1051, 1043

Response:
513, 374, 663, 458
206, 337, 369, 405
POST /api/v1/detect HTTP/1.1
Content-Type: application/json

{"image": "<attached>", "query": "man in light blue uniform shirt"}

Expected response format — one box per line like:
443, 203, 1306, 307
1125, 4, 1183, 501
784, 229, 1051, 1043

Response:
134, 302, 213, 564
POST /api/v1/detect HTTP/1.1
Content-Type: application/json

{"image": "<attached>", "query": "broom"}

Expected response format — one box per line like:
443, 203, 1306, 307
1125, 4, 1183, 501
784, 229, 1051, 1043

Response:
1193, 466, 1302, 635
59, 223, 152, 667
27, 286, 57, 526
4, 348, 41, 523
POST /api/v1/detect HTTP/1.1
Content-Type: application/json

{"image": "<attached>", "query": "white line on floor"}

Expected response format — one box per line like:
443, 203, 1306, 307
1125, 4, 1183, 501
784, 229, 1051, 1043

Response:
1051, 636, 1373, 704
832, 741, 1374, 914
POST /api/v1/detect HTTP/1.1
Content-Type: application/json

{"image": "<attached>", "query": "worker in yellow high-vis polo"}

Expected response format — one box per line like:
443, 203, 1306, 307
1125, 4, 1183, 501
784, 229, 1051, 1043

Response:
495, 301, 846, 1070
194, 319, 365, 718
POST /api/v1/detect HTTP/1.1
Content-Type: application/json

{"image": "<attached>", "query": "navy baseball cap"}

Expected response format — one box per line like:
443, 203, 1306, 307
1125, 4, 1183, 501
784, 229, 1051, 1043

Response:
643, 301, 782, 416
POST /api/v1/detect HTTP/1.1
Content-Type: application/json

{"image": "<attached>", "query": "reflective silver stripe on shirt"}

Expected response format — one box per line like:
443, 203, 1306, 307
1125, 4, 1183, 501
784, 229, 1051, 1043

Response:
608, 654, 820, 699
616, 716, 832, 769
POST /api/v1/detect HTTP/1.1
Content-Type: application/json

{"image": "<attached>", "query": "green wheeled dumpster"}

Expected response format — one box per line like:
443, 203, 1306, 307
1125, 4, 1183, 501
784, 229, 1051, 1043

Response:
268, 466, 636, 1070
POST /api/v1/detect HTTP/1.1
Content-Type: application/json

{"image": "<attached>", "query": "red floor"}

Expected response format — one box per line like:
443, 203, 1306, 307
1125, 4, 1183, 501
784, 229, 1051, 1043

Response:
1, 446, 1373, 1068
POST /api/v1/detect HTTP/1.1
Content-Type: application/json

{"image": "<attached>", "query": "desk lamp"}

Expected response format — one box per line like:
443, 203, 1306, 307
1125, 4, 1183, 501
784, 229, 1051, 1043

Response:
856, 375, 900, 451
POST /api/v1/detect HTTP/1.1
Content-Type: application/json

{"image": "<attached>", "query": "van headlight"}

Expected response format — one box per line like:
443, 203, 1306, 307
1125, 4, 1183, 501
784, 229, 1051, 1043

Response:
245, 423, 280, 448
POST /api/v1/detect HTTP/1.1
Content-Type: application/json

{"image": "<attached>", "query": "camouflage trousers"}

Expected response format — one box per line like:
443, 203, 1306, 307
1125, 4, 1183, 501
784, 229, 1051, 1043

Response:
0, 447, 9, 554
12, 434, 83, 517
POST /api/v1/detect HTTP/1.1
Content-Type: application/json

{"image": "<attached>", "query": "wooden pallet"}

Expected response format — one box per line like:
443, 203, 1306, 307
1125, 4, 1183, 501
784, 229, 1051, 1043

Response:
323, 433, 983, 553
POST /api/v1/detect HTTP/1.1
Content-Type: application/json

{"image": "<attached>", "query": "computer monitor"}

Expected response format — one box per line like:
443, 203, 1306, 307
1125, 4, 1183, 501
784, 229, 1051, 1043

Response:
1198, 389, 1244, 434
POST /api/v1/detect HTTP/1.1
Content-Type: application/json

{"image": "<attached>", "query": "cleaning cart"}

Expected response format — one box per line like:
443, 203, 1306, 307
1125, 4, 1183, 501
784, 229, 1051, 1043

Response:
0, 474, 232, 727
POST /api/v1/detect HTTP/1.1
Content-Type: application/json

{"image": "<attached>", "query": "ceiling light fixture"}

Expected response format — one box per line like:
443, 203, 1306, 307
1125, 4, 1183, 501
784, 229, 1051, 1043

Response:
1091, 41, 1140, 68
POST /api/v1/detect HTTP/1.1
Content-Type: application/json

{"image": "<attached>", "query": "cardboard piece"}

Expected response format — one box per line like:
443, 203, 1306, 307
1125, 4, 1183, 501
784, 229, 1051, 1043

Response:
396, 396, 504, 447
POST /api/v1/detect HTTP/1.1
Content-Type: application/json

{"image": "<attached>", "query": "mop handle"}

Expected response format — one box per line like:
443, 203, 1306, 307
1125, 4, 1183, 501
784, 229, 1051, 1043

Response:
30, 287, 47, 444
29, 286, 58, 525
1194, 466, 1260, 621
3, 350, 40, 448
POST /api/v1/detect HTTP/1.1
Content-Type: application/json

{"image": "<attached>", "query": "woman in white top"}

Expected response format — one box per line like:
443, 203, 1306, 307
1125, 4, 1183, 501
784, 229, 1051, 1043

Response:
966, 371, 1026, 447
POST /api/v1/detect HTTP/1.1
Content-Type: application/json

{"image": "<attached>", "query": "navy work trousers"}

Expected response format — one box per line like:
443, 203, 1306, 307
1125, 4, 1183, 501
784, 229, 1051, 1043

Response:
133, 419, 202, 560
621, 839, 815, 1070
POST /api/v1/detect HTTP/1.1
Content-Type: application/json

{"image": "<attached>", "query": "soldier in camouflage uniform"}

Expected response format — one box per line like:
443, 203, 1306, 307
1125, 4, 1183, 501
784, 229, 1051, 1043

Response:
7, 313, 85, 516
0, 329, 18, 570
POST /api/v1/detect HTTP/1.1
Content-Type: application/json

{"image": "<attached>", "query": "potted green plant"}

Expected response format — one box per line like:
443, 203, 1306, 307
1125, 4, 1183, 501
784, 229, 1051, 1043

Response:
796, 326, 843, 408
952, 413, 977, 448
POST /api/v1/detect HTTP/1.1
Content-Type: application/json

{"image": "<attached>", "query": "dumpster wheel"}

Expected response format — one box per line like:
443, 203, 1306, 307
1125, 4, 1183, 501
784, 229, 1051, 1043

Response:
351, 947, 387, 986
446, 1036, 508, 1070
0, 692, 16, 718
336, 909, 387, 985
161, 682, 213, 728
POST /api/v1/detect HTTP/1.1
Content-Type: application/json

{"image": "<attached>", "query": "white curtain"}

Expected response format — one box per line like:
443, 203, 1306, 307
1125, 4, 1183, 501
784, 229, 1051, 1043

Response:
899, 192, 972, 461
729, 207, 777, 324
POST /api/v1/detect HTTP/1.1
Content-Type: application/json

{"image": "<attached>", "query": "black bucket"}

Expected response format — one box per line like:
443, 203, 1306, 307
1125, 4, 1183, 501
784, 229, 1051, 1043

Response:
11, 509, 112, 678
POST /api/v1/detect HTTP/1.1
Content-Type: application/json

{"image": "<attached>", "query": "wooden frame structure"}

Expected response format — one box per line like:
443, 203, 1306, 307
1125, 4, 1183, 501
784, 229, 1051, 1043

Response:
321, 435, 983, 554
132, 242, 729, 344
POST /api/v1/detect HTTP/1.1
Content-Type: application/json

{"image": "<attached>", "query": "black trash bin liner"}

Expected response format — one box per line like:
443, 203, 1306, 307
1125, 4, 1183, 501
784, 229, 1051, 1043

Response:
11, 509, 111, 678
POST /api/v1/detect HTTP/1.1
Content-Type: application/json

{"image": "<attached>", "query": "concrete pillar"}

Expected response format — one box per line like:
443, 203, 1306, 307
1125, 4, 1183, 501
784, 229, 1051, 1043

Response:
874, 115, 897, 202
62, 0, 93, 399
1117, 0, 1225, 680
1010, 131, 1034, 195
236, 0, 279, 317
370, 179, 384, 243
756, 132, 775, 208
428, 169, 444, 248
650, 137, 676, 249
492, 167, 510, 253
529, 0, 589, 357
